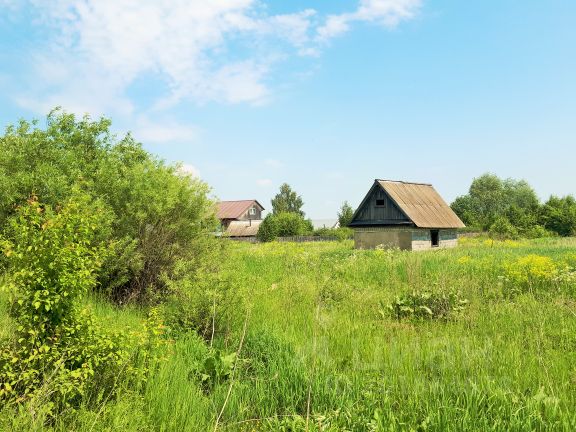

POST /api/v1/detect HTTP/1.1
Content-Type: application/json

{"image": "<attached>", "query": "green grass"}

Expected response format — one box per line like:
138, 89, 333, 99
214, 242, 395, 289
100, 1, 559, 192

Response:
2, 237, 576, 431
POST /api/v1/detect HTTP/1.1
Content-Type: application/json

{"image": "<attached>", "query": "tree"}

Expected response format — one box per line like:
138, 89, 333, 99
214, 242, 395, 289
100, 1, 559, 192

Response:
257, 214, 279, 242
274, 212, 310, 237
337, 201, 355, 227
271, 183, 305, 217
451, 173, 541, 231
0, 109, 218, 302
539, 195, 576, 237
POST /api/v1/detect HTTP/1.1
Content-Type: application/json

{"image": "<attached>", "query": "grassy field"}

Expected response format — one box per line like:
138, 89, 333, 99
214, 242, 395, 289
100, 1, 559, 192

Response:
2, 237, 576, 431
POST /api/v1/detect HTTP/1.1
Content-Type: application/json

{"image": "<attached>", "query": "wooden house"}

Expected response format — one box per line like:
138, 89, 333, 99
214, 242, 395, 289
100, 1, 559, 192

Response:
348, 180, 465, 250
217, 200, 265, 239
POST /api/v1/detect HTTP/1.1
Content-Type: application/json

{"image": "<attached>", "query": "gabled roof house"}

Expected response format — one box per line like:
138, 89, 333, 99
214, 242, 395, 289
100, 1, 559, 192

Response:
217, 200, 265, 238
349, 179, 465, 250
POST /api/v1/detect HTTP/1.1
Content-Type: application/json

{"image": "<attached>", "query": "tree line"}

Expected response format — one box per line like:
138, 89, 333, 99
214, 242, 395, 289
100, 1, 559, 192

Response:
451, 173, 576, 238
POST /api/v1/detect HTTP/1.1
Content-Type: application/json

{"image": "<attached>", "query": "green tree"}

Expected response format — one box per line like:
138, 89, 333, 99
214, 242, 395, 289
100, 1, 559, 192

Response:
271, 183, 305, 217
337, 201, 355, 227
0, 109, 217, 302
451, 173, 541, 232
489, 216, 519, 240
274, 212, 310, 237
539, 195, 576, 237
256, 214, 279, 242
256, 212, 312, 242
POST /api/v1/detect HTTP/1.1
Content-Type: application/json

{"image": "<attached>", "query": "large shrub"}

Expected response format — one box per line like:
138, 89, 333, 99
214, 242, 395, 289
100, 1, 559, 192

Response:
0, 109, 217, 302
538, 196, 576, 237
257, 214, 279, 242
0, 193, 130, 414
257, 212, 312, 242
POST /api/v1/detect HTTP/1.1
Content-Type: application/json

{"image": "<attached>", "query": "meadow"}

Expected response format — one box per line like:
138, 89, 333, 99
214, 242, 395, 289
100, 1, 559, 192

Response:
1, 237, 575, 431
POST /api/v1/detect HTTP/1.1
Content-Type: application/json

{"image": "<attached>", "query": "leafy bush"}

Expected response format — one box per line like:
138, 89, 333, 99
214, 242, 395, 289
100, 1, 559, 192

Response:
0, 193, 130, 414
257, 212, 312, 242
314, 227, 354, 241
522, 225, 553, 239
489, 217, 519, 240
386, 290, 469, 321
256, 214, 279, 242
0, 109, 217, 302
275, 212, 312, 237
538, 195, 576, 237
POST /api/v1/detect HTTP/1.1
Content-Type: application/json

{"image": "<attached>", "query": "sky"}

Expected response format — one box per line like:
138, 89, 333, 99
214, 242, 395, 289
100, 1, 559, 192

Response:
1, 0, 575, 219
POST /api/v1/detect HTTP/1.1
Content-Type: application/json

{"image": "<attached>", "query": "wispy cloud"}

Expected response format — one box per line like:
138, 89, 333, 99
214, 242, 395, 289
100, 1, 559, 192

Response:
4, 0, 422, 118
318, 0, 422, 41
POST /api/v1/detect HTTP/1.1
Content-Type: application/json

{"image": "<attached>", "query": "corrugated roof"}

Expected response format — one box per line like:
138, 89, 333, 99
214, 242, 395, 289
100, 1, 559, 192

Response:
377, 180, 465, 229
217, 200, 264, 220
225, 220, 262, 237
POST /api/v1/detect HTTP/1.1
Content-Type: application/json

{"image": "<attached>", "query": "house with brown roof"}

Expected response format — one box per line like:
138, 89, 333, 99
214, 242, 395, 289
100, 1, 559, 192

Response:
349, 180, 465, 250
217, 200, 265, 239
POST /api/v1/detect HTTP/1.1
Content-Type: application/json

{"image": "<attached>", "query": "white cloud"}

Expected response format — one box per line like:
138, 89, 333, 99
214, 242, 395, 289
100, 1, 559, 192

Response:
256, 178, 273, 187
8, 0, 422, 116
318, 0, 422, 41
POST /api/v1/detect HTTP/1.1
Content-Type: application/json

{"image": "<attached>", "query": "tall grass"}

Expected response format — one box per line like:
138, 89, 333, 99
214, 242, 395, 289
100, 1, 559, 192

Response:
1, 237, 575, 430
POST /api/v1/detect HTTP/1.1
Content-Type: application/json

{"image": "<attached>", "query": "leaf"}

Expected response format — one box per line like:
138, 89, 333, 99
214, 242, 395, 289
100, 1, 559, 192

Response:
419, 306, 434, 316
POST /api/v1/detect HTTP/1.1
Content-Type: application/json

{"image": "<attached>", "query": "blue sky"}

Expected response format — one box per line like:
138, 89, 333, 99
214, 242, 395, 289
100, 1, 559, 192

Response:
1, 0, 575, 218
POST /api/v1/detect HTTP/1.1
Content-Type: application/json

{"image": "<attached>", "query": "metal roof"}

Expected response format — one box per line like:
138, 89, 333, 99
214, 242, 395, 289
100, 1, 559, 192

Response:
217, 200, 264, 220
225, 220, 262, 237
376, 180, 465, 229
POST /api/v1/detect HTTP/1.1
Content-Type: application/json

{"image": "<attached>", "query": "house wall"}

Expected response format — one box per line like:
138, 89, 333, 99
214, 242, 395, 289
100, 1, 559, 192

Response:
354, 227, 413, 250
237, 205, 263, 221
354, 227, 459, 250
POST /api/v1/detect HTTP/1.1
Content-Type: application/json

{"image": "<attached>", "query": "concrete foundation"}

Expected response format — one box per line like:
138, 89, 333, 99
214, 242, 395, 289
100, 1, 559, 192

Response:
354, 227, 458, 251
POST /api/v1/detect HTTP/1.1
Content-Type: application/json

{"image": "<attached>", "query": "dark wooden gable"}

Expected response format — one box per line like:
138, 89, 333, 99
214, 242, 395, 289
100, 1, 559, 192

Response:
349, 182, 412, 227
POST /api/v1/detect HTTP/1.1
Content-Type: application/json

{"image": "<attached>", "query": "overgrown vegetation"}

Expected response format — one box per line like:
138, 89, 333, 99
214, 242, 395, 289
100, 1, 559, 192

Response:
1, 237, 574, 431
0, 109, 217, 302
1, 111, 575, 431
452, 173, 576, 238
0, 194, 134, 418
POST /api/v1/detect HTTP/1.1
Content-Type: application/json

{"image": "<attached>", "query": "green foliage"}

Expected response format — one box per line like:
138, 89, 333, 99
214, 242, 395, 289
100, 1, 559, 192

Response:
257, 212, 312, 242
274, 212, 311, 237
489, 216, 519, 240
386, 290, 469, 321
257, 214, 279, 242
0, 109, 217, 302
1, 239, 576, 430
451, 173, 558, 239
196, 350, 237, 392
0, 193, 129, 414
539, 195, 576, 237
313, 226, 354, 241
337, 201, 354, 227
271, 183, 305, 217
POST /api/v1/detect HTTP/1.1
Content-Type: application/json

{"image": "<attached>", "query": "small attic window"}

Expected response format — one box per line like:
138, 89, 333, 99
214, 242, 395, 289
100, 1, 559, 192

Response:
375, 199, 386, 207
248, 207, 256, 215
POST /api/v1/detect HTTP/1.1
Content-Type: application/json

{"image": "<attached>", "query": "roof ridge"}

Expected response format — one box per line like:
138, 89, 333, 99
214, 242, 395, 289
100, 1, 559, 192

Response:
376, 179, 432, 186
